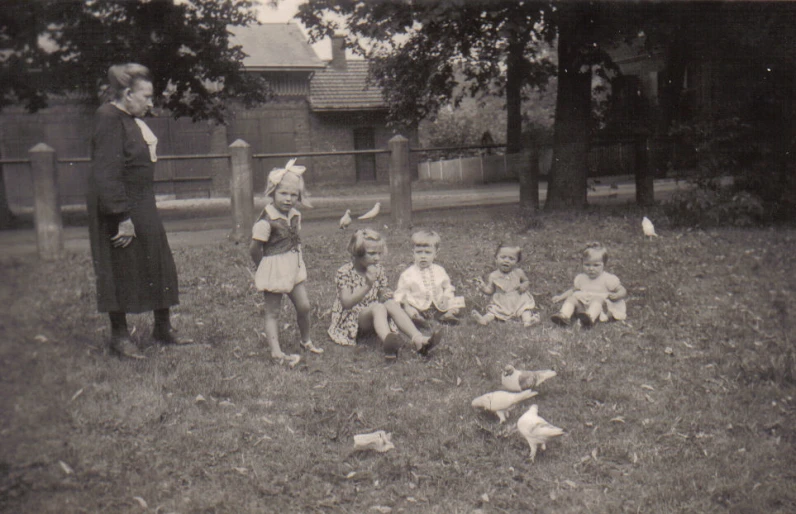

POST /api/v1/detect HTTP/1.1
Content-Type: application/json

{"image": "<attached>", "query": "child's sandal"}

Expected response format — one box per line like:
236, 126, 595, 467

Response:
301, 341, 324, 354
273, 353, 301, 368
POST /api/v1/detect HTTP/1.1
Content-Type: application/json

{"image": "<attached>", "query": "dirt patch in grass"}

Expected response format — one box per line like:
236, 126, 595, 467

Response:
1, 205, 795, 513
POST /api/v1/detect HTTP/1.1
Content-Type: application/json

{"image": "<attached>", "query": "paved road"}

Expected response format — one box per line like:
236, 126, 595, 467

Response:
0, 178, 692, 257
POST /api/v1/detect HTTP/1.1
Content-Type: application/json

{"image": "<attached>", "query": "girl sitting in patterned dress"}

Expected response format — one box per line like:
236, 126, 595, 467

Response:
328, 229, 441, 359
471, 243, 540, 327
250, 160, 322, 368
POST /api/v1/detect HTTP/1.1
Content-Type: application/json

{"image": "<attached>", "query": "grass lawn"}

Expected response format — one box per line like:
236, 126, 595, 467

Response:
1, 204, 794, 513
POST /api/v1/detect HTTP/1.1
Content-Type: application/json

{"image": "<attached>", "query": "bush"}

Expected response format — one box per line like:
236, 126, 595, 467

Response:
664, 187, 767, 228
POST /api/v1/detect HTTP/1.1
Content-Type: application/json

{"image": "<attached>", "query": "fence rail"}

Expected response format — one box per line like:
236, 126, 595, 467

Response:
6, 134, 661, 261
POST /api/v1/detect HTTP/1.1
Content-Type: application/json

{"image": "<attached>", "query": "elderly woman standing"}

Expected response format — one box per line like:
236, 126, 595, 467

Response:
87, 63, 187, 358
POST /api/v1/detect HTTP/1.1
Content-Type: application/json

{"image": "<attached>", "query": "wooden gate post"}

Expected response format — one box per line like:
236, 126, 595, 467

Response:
388, 135, 412, 229
29, 143, 63, 260
229, 139, 254, 243
635, 136, 655, 206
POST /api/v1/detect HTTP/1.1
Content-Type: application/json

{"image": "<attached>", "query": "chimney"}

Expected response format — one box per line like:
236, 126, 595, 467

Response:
330, 34, 347, 70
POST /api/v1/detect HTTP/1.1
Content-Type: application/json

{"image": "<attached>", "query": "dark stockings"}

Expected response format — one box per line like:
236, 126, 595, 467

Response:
109, 311, 128, 338
153, 308, 171, 336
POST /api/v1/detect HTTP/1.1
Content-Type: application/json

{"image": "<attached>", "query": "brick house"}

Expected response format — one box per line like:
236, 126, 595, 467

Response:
0, 22, 415, 207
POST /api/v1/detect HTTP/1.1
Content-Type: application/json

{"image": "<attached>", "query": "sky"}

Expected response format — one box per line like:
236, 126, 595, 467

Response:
255, 0, 334, 59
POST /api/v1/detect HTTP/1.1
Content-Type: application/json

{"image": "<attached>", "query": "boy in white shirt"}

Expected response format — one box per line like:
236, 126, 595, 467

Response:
394, 230, 465, 326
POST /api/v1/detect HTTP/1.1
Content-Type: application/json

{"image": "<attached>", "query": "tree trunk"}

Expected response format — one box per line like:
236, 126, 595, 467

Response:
506, 34, 539, 212
0, 156, 17, 229
505, 38, 524, 155
545, 3, 592, 210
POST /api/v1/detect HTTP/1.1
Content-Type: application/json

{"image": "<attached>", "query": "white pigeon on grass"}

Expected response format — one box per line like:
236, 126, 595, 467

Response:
358, 202, 381, 220
642, 216, 658, 239
339, 209, 352, 229
471, 389, 538, 423
517, 404, 564, 462
501, 365, 557, 392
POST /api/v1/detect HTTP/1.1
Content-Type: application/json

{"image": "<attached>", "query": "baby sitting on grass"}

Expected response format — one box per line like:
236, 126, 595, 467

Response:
472, 243, 540, 327
551, 241, 627, 328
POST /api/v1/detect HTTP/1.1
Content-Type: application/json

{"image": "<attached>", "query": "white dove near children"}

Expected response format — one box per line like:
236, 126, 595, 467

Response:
517, 404, 564, 462
339, 209, 352, 229
471, 389, 538, 423
642, 216, 658, 239
358, 202, 381, 220
501, 365, 557, 392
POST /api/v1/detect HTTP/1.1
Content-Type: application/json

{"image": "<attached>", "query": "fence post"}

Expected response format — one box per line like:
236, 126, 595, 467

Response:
229, 139, 254, 243
635, 136, 655, 206
29, 143, 63, 261
389, 135, 412, 229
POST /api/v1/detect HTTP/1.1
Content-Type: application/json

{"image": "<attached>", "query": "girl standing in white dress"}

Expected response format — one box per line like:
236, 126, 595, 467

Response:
250, 160, 322, 367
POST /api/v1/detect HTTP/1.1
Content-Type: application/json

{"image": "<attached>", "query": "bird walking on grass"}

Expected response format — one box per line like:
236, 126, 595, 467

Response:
501, 365, 557, 392
339, 209, 352, 229
471, 389, 538, 423
642, 216, 658, 239
358, 202, 381, 220
517, 404, 564, 462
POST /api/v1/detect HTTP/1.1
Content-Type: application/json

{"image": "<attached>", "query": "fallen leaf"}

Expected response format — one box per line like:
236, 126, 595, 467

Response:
219, 400, 235, 407
132, 496, 147, 509
481, 493, 490, 503
34, 334, 48, 343
195, 394, 206, 403
641, 384, 655, 391
58, 460, 74, 475
563, 479, 577, 489
70, 388, 84, 402
610, 417, 626, 423
233, 467, 248, 476
456, 377, 462, 386
371, 506, 392, 514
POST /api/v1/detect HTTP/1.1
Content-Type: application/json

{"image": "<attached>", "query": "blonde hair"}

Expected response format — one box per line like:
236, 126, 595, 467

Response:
495, 242, 522, 262
411, 229, 441, 249
264, 161, 312, 207
102, 63, 151, 102
348, 229, 386, 258
583, 241, 608, 264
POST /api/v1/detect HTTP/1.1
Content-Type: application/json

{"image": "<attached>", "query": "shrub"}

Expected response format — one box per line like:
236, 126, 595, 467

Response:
664, 187, 767, 228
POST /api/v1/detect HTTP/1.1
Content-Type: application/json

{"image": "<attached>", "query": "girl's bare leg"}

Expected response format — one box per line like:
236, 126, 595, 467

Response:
288, 283, 312, 343
586, 300, 603, 323
358, 303, 391, 341
262, 292, 285, 358
385, 299, 430, 350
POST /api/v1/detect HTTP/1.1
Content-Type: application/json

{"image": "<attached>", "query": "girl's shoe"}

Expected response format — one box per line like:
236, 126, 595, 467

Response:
550, 313, 571, 327
384, 333, 402, 359
417, 329, 442, 356
273, 352, 301, 368
439, 312, 460, 325
301, 341, 324, 354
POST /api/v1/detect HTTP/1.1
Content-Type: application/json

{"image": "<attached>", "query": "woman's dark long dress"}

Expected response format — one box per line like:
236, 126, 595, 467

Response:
87, 103, 179, 314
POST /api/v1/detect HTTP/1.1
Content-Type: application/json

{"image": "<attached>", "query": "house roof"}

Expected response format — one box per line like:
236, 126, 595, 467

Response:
230, 23, 325, 72
310, 60, 387, 111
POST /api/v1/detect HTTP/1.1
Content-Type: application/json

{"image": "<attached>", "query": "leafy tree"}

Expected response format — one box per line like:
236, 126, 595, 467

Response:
297, 0, 556, 156
0, 0, 270, 227
1, 0, 270, 121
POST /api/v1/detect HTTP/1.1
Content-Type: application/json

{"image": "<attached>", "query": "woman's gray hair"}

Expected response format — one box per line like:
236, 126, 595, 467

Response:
101, 63, 152, 102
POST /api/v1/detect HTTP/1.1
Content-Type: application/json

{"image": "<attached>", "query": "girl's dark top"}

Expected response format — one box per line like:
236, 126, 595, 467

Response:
258, 209, 301, 257
86, 103, 179, 313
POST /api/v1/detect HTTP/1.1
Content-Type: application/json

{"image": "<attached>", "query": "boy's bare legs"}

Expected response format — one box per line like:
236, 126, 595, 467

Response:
578, 300, 603, 327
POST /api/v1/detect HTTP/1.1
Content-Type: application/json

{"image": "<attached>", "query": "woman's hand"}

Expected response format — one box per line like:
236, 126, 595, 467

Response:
111, 218, 136, 248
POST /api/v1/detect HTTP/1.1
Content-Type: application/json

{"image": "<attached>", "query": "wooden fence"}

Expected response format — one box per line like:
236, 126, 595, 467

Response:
2, 135, 660, 261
